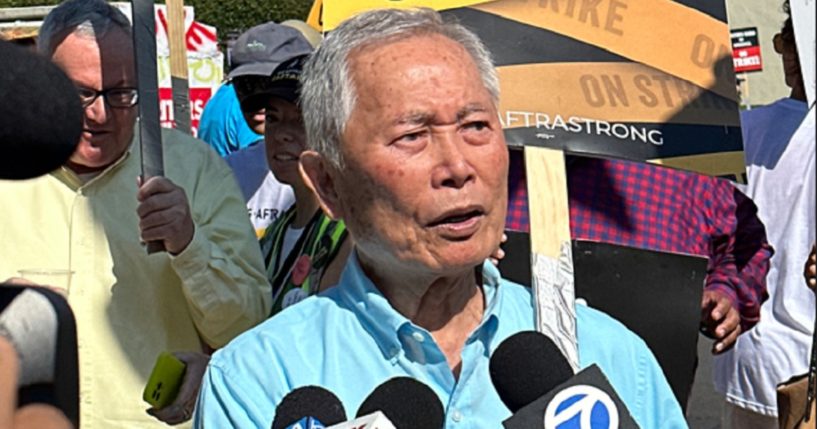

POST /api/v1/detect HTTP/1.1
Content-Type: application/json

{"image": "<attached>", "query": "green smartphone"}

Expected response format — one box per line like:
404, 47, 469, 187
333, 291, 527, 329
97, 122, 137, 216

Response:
143, 352, 187, 409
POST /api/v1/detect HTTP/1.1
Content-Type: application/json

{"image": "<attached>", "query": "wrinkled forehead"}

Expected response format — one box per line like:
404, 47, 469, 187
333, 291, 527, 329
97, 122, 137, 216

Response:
348, 33, 474, 83
345, 34, 489, 113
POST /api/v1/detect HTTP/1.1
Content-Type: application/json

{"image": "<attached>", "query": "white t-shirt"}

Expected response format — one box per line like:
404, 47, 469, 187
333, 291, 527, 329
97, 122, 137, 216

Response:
277, 225, 305, 270
714, 99, 815, 416
225, 141, 295, 237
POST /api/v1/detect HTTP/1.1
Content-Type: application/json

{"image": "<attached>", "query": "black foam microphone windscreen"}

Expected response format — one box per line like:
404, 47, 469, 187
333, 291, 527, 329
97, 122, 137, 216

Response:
271, 385, 347, 429
356, 377, 444, 429
0, 40, 81, 180
489, 331, 574, 413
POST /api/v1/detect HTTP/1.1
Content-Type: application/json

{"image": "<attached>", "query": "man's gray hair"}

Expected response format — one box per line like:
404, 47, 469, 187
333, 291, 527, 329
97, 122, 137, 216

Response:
38, 0, 132, 57
300, 8, 499, 168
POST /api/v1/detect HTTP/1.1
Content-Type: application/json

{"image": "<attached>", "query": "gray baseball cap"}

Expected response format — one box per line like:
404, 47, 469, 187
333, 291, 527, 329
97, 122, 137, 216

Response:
228, 22, 313, 79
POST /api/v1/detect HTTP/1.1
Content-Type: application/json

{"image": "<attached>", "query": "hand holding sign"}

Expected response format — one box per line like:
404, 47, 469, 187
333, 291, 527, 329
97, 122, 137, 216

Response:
137, 176, 195, 255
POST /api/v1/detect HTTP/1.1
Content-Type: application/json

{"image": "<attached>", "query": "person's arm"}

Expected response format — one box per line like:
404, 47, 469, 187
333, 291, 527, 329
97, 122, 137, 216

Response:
0, 337, 72, 429
0, 337, 18, 429
578, 306, 688, 429
700, 182, 772, 354
629, 339, 689, 429
157, 132, 271, 348
193, 357, 282, 429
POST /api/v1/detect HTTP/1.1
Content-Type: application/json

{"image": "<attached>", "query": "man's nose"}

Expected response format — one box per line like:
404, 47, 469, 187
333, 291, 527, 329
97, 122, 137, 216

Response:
431, 132, 476, 189
84, 95, 109, 124
269, 125, 296, 143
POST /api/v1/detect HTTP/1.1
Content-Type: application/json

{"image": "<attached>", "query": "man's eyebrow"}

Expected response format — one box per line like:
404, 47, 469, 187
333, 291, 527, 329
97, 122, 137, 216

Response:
457, 104, 488, 120
104, 78, 135, 88
393, 111, 432, 126
392, 104, 490, 126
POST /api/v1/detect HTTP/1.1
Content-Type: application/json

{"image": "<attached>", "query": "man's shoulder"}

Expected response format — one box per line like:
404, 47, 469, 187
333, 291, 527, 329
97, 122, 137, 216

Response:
160, 127, 222, 162
495, 276, 535, 312
741, 98, 808, 126
213, 294, 346, 365
575, 304, 649, 356
158, 128, 236, 186
224, 140, 265, 164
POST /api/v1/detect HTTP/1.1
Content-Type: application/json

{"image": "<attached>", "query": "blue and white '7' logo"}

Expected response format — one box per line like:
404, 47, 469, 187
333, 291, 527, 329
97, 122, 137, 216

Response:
544, 385, 620, 429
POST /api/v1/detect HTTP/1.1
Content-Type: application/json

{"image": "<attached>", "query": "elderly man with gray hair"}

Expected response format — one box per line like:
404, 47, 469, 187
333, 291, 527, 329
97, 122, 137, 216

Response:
0, 0, 270, 427
194, 8, 686, 428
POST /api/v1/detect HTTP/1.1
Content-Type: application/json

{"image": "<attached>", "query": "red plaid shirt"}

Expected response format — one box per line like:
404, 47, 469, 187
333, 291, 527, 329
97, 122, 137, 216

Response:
506, 151, 771, 332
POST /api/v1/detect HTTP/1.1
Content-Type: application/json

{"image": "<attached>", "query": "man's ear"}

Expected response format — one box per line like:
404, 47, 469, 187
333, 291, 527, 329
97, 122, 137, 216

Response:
300, 150, 345, 220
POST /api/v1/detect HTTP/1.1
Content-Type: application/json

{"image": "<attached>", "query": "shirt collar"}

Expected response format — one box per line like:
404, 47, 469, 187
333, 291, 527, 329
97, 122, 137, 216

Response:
335, 253, 504, 359
51, 148, 131, 191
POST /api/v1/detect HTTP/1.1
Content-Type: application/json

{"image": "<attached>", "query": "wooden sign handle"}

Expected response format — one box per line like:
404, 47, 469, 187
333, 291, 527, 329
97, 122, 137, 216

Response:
166, 0, 191, 134
525, 146, 579, 371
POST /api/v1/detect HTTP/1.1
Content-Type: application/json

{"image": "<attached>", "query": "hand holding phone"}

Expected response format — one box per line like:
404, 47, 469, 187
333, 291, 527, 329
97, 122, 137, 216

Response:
145, 351, 211, 425
143, 352, 186, 409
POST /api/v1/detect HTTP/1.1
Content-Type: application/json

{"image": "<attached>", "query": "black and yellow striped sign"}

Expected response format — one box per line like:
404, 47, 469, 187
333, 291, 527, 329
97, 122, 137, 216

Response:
320, 0, 744, 178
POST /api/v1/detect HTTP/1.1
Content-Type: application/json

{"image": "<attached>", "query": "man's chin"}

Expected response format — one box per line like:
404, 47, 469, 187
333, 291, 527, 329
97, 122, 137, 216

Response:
66, 150, 115, 174
428, 247, 492, 275
65, 161, 106, 174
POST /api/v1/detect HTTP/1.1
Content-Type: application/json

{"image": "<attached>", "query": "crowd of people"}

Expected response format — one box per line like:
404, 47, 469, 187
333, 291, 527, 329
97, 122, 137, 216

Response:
0, 0, 814, 428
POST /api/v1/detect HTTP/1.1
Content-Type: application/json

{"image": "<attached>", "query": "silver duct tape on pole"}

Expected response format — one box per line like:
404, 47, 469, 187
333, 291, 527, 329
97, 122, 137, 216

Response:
170, 76, 191, 133
533, 242, 579, 372
131, 0, 165, 253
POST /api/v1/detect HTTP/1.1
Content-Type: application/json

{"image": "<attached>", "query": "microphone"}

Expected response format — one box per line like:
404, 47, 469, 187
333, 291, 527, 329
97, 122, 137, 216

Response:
352, 377, 445, 429
0, 41, 82, 180
271, 385, 347, 429
490, 331, 640, 428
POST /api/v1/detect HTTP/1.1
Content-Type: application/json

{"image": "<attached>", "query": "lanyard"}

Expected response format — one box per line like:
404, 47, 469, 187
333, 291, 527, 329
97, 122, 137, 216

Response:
268, 212, 347, 315
263, 206, 297, 273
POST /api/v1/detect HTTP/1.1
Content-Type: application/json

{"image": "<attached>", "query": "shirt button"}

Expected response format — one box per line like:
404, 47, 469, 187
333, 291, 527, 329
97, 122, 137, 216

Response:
451, 409, 462, 422
412, 331, 425, 342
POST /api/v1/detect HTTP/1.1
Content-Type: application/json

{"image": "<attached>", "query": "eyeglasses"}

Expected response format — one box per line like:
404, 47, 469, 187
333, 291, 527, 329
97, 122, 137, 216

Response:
76, 87, 139, 109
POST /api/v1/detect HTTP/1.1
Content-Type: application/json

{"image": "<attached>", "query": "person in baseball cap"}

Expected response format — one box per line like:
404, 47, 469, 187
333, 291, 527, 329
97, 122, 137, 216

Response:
230, 22, 315, 135
252, 53, 351, 315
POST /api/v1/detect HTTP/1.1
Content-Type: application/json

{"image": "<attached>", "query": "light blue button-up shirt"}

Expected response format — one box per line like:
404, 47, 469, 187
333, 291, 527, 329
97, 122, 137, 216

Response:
194, 255, 687, 429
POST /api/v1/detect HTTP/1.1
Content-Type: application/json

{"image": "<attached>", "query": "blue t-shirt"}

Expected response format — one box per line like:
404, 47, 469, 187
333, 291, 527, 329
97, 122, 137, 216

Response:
194, 256, 687, 429
198, 82, 261, 156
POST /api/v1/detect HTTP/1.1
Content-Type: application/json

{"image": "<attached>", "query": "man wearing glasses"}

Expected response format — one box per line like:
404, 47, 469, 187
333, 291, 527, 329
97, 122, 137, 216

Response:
0, 0, 270, 427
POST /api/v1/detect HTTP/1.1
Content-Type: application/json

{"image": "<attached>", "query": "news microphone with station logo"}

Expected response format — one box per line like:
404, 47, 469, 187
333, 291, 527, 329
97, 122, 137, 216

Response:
490, 331, 640, 429
346, 376, 444, 429
0, 40, 82, 180
271, 385, 347, 429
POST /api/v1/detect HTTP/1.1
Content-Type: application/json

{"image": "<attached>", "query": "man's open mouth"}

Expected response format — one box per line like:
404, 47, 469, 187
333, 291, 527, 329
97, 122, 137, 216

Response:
428, 209, 484, 227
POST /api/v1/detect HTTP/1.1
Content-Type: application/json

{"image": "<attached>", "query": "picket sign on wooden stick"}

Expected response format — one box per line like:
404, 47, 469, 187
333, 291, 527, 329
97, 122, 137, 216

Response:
524, 146, 579, 371
166, 0, 191, 134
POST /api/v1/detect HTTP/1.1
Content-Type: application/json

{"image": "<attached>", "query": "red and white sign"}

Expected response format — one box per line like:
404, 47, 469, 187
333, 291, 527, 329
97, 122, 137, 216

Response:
159, 87, 212, 134
731, 27, 763, 73
114, 3, 224, 136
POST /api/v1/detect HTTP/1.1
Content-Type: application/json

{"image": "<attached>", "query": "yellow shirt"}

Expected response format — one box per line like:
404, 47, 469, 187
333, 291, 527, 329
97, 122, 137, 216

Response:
0, 128, 271, 428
